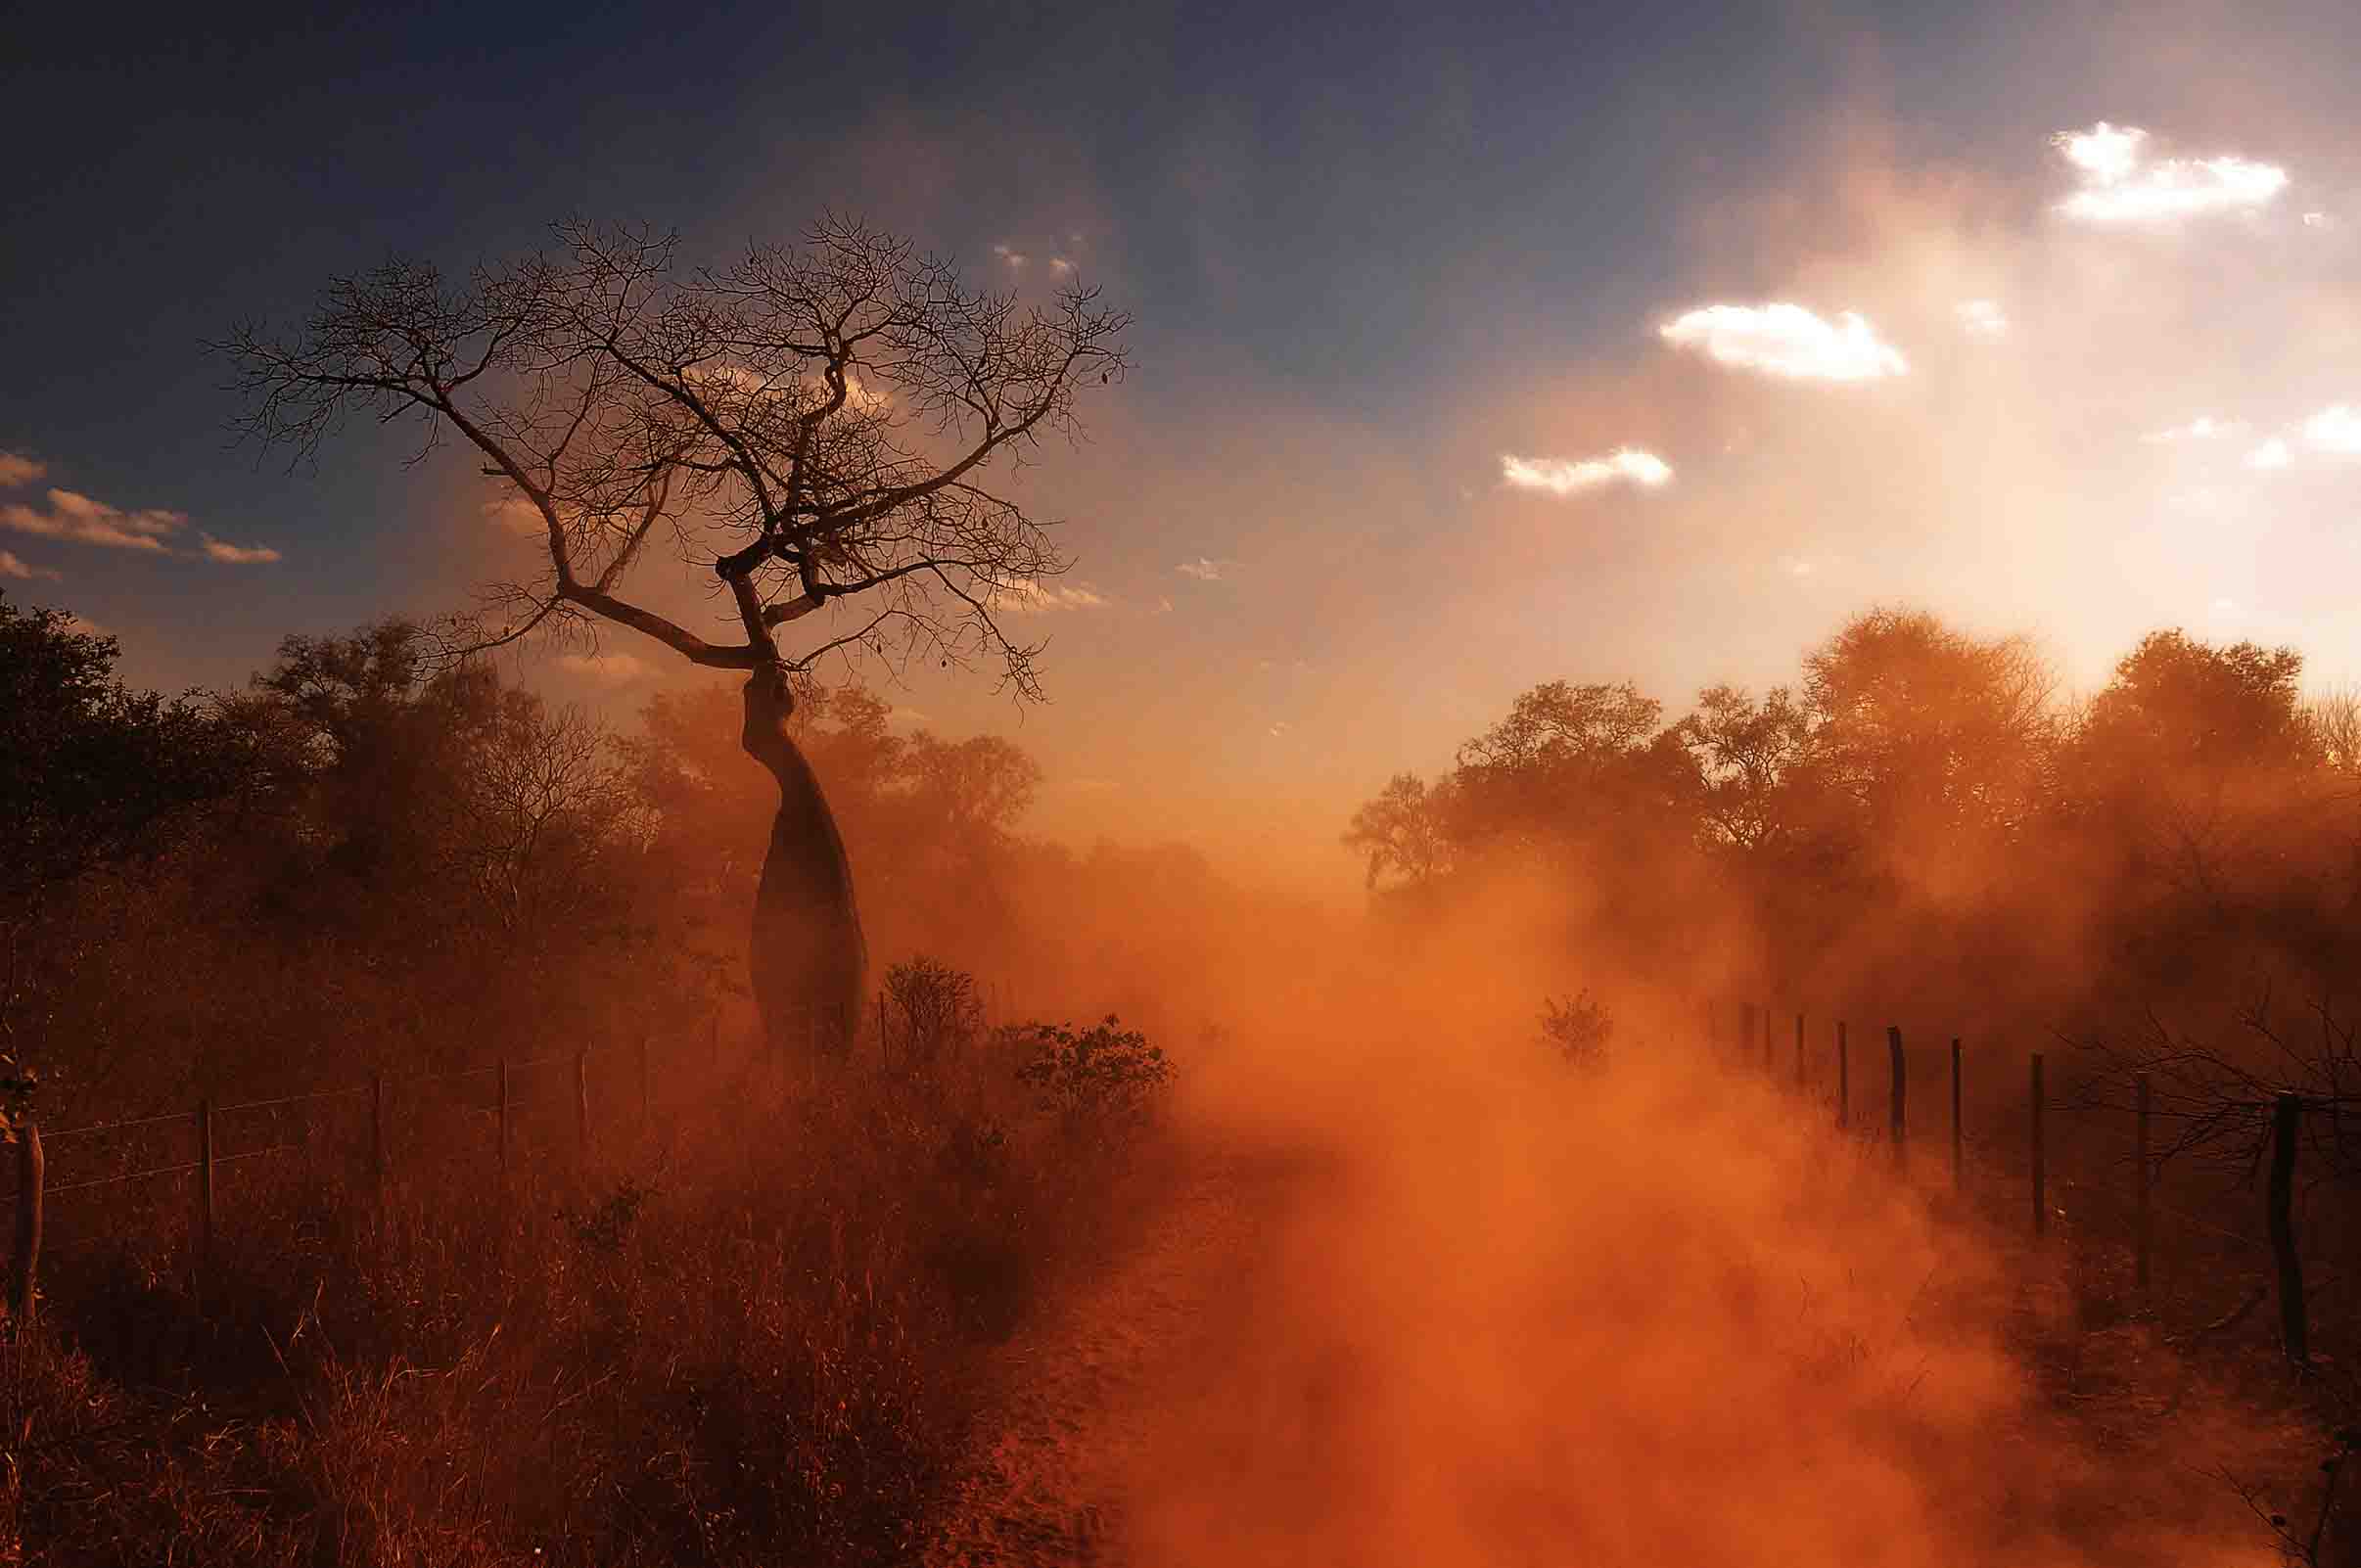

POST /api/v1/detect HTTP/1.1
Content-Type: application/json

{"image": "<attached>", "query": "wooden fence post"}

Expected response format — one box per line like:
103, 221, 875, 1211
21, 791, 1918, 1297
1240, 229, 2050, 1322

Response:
2270, 1091, 2307, 1364
1887, 1026, 1906, 1170
496, 1061, 511, 1178
2030, 1053, 2046, 1237
2134, 1073, 2152, 1292
1740, 1002, 1756, 1070
1763, 1005, 1775, 1075
639, 1035, 652, 1128
199, 1098, 216, 1263
575, 1048, 590, 1157
1795, 1012, 1806, 1091
1950, 1038, 1964, 1194
10, 1123, 42, 1324
1837, 1021, 1849, 1130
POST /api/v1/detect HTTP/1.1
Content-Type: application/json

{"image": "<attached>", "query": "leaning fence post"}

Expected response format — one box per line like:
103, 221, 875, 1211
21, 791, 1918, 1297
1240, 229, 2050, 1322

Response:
1763, 1005, 1775, 1075
10, 1122, 42, 1324
199, 1098, 216, 1262
1887, 1026, 1906, 1169
2135, 1073, 2152, 1292
1739, 1001, 1756, 1070
2030, 1053, 2047, 1237
575, 1048, 590, 1157
496, 1061, 511, 1178
1950, 1038, 1964, 1194
1836, 1021, 1849, 1130
1794, 1012, 1806, 1091
2270, 1091, 2307, 1364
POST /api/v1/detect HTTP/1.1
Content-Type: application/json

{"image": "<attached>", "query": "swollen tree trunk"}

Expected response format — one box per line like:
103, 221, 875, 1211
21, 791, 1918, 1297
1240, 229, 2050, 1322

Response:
740, 666, 866, 1059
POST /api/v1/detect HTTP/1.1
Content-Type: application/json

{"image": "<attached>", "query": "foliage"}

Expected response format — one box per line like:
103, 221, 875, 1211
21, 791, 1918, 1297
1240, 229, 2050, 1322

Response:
0, 594, 246, 1130
1009, 1014, 1172, 1122
883, 955, 984, 1071
1540, 989, 1614, 1069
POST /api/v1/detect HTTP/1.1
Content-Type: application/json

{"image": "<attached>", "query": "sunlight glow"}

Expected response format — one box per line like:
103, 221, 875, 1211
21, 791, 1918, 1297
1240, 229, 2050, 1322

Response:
2143, 415, 2243, 443
2301, 404, 2361, 455
1955, 300, 2008, 338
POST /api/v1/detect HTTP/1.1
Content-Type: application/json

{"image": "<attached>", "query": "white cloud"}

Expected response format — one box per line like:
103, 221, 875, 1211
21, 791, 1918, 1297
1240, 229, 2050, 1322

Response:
0, 452, 44, 488
992, 243, 1027, 270
1659, 303, 1907, 382
2245, 438, 2292, 471
2143, 414, 2244, 442
1500, 448, 1673, 496
0, 549, 58, 580
1049, 257, 1076, 276
2300, 404, 2361, 455
1955, 300, 2008, 338
201, 533, 282, 564
556, 652, 647, 684
2051, 120, 2288, 223
2305, 211, 2334, 230
1778, 555, 1817, 578
1268, 719, 1290, 738
991, 577, 1106, 614
0, 487, 183, 552
1176, 557, 1228, 580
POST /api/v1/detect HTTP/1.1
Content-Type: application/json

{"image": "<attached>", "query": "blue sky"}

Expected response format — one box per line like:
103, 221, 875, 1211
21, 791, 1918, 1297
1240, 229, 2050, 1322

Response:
7, 1, 2361, 872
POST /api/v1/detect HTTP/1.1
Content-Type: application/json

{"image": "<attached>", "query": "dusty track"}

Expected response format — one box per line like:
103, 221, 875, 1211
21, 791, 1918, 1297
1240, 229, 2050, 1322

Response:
924, 1139, 1271, 1567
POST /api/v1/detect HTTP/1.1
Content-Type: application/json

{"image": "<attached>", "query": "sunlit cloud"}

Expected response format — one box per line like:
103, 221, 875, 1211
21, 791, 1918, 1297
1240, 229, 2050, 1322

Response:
2300, 404, 2361, 455
484, 495, 544, 535
0, 549, 59, 580
201, 533, 282, 564
555, 651, 647, 684
1659, 303, 1907, 382
992, 243, 1027, 270
2305, 211, 2335, 230
1500, 448, 1672, 496
1955, 300, 2007, 338
0, 452, 44, 488
2246, 438, 2292, 471
1176, 557, 1228, 580
0, 487, 183, 552
1049, 256, 1076, 276
2142, 415, 2244, 443
2051, 120, 2288, 223
991, 577, 1106, 614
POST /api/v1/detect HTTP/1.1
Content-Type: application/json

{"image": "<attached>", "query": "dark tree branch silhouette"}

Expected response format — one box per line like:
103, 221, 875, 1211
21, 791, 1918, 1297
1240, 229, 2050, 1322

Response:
221, 216, 1132, 1057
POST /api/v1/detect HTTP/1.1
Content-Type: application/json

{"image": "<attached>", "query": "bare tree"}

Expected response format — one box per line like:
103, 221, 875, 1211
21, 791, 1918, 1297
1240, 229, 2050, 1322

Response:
222, 217, 1132, 1057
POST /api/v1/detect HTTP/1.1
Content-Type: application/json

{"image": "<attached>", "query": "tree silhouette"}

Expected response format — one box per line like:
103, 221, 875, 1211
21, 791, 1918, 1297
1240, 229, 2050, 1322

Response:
223, 217, 1132, 1057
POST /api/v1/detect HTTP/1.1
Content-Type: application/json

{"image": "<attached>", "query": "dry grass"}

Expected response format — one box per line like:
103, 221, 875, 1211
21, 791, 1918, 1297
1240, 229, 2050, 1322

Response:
2, 1023, 1160, 1566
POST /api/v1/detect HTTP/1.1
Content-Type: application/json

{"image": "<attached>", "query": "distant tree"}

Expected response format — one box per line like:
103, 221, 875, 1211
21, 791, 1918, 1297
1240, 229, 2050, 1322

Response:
224, 216, 1132, 1059
1672, 683, 1811, 853
1798, 607, 2056, 868
1341, 771, 1458, 893
0, 595, 241, 1126
1449, 679, 1688, 856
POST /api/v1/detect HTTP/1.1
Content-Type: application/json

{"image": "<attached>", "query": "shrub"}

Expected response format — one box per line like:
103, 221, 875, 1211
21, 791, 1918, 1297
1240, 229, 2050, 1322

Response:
1008, 1015, 1171, 1123
882, 956, 985, 1073
1541, 989, 1613, 1069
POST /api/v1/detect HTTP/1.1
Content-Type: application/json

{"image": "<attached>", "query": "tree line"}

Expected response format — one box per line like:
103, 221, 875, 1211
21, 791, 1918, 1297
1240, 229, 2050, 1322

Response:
2, 592, 1205, 1132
